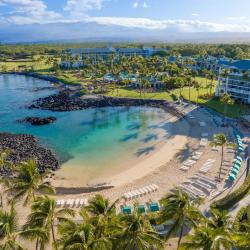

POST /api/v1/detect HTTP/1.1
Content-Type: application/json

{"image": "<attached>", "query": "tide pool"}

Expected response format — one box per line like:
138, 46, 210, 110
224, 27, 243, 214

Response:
0, 74, 172, 184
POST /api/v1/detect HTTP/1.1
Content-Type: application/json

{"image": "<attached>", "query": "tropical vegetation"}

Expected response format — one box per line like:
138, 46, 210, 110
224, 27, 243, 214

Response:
0, 154, 249, 249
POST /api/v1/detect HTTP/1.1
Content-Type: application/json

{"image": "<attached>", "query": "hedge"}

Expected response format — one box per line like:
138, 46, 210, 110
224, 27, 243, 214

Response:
233, 206, 248, 231
212, 173, 250, 211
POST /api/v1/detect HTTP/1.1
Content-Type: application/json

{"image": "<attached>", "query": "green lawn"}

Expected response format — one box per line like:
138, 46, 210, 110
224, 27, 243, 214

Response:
0, 64, 248, 118
107, 87, 174, 101
107, 77, 248, 118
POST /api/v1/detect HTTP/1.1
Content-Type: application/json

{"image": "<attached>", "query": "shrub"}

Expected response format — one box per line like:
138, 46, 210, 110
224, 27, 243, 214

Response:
212, 173, 250, 211
233, 206, 248, 231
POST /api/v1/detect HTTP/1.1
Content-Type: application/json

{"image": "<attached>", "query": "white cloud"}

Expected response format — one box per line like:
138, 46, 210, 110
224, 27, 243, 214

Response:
132, 1, 139, 8
64, 0, 105, 18
227, 16, 247, 21
85, 16, 250, 32
132, 0, 148, 9
1, 0, 250, 33
142, 2, 149, 8
0, 0, 61, 24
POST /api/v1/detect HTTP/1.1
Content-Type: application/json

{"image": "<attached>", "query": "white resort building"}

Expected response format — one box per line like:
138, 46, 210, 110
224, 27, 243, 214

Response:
60, 46, 165, 68
216, 60, 250, 104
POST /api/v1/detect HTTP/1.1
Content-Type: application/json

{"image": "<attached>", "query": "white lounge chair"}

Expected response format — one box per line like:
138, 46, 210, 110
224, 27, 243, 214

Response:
200, 138, 208, 146
79, 199, 86, 207
180, 165, 190, 171
56, 200, 61, 207
201, 133, 209, 137
183, 159, 196, 166
199, 122, 206, 127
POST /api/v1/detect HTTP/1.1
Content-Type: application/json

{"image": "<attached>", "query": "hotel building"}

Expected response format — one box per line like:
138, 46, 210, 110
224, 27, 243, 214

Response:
60, 46, 164, 68
216, 60, 250, 104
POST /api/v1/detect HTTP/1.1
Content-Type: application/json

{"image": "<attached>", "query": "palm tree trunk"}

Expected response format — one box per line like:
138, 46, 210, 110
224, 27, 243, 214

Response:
177, 226, 184, 249
36, 239, 39, 250
189, 84, 191, 102
51, 225, 57, 250
219, 145, 224, 181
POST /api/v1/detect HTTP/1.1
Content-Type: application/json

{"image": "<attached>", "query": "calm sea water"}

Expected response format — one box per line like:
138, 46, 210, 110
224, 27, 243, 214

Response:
0, 74, 172, 181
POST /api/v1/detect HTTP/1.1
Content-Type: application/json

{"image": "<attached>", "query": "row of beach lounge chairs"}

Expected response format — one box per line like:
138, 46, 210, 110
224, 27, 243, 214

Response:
179, 173, 218, 199
199, 159, 216, 173
121, 202, 160, 215
180, 151, 203, 171
123, 184, 159, 201
228, 132, 244, 182
56, 198, 88, 208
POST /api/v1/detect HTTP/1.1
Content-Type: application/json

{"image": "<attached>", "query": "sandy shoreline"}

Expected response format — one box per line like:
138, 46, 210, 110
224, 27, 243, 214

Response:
51, 114, 189, 188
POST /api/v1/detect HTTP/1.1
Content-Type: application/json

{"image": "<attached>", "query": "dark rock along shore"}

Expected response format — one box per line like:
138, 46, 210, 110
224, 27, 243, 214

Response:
0, 133, 59, 173
17, 116, 57, 126
29, 90, 184, 118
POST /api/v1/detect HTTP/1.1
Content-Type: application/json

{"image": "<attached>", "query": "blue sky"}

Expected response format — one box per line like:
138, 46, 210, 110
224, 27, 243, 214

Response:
1, 0, 250, 32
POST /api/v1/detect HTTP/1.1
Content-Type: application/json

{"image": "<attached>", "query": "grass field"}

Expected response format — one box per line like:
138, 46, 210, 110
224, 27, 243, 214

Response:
0, 62, 248, 118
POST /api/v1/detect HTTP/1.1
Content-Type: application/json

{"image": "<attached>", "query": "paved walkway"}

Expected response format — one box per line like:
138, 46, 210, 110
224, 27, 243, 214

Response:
229, 194, 250, 218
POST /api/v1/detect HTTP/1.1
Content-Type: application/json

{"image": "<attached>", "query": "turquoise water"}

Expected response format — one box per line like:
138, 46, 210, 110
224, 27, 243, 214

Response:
0, 74, 172, 183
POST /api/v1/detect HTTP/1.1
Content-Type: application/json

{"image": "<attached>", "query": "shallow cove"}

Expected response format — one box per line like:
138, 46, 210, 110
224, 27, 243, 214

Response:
0, 74, 175, 185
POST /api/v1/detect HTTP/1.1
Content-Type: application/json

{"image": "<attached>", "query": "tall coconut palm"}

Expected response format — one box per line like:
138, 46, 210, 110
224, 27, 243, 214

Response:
0, 204, 24, 250
117, 209, 163, 250
57, 209, 113, 250
25, 195, 75, 250
20, 227, 49, 250
210, 133, 234, 182
208, 208, 232, 230
159, 188, 202, 249
208, 71, 215, 97
86, 194, 118, 218
193, 80, 202, 106
3, 159, 55, 206
220, 93, 234, 125
180, 223, 234, 250
0, 149, 13, 208
86, 194, 120, 242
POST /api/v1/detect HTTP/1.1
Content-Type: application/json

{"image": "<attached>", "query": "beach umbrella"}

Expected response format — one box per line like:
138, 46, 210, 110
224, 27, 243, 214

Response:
138, 204, 146, 214
233, 163, 241, 169
231, 169, 239, 176
233, 166, 240, 172
235, 159, 242, 165
238, 147, 244, 152
149, 202, 160, 212
228, 173, 236, 181
122, 206, 132, 215
236, 156, 242, 161
234, 161, 241, 168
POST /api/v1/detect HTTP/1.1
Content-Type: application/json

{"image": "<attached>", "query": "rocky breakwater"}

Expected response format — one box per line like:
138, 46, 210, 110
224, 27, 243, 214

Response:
17, 116, 57, 126
0, 133, 59, 172
29, 90, 184, 118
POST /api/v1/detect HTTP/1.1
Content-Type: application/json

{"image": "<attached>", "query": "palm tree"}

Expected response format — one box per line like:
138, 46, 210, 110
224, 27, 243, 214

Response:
57, 209, 113, 250
0, 204, 24, 249
0, 149, 13, 207
210, 134, 234, 181
159, 188, 202, 249
208, 208, 232, 230
3, 159, 55, 206
20, 227, 49, 250
180, 223, 234, 250
86, 194, 118, 217
25, 195, 75, 250
220, 93, 234, 125
208, 71, 215, 97
86, 194, 120, 245
117, 208, 163, 250
193, 80, 202, 106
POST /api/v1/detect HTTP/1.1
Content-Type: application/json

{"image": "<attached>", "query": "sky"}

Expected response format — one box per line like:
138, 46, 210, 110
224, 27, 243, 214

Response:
0, 0, 250, 32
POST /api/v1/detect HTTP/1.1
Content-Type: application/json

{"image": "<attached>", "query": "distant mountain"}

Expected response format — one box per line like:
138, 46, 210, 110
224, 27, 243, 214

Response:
1, 21, 250, 43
